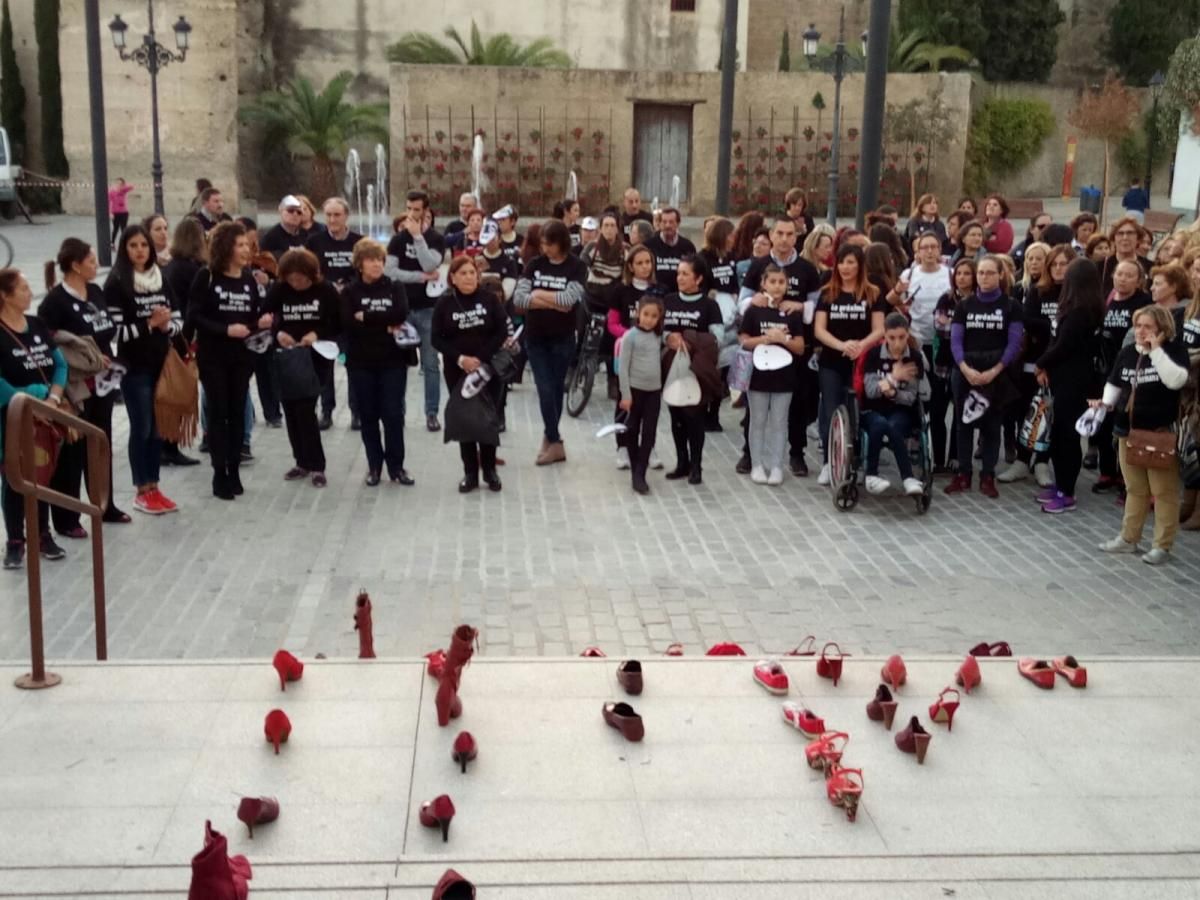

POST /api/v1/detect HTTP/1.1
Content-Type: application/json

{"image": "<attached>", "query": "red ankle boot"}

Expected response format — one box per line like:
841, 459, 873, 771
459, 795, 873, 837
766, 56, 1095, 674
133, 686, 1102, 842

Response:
436, 625, 478, 727
188, 820, 252, 900
236, 796, 280, 838
264, 709, 291, 754
272, 650, 304, 691
432, 868, 476, 899
354, 590, 376, 659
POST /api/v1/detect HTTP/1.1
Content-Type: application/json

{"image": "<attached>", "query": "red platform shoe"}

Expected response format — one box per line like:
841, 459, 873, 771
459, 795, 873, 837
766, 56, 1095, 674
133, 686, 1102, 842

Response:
420, 794, 456, 842
928, 687, 960, 731
354, 590, 376, 659
895, 715, 931, 764
1018, 657, 1056, 689
236, 796, 279, 838
955, 654, 982, 693
452, 731, 478, 773
805, 730, 849, 771
816, 641, 846, 686
188, 820, 251, 900
264, 709, 291, 754
865, 684, 898, 730
825, 763, 864, 822
881, 654, 907, 692
272, 650, 303, 692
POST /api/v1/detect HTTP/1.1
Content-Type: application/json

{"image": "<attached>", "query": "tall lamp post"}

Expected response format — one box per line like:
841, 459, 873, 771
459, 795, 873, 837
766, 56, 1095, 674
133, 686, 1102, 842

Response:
802, 9, 865, 226
108, 3, 193, 215
1145, 70, 1165, 204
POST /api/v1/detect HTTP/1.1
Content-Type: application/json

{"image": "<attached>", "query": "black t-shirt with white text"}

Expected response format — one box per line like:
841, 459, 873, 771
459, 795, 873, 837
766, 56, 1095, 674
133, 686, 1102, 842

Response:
386, 229, 447, 312
1107, 342, 1189, 431
306, 229, 363, 288
0, 316, 58, 399
190, 270, 264, 366
700, 249, 739, 296
1100, 291, 1152, 365
741, 254, 821, 304
38, 284, 117, 354
662, 292, 722, 336
341, 275, 410, 369
739, 305, 804, 393
817, 292, 888, 376
264, 280, 341, 343
520, 254, 588, 341
1175, 306, 1200, 355
260, 223, 312, 261
645, 234, 697, 292
954, 293, 1022, 363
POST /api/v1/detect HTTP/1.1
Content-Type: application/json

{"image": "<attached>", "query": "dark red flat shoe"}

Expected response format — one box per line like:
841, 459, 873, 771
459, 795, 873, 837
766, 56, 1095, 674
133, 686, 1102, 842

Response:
236, 796, 279, 838
1052, 655, 1087, 688
602, 701, 645, 741
188, 820, 251, 900
617, 660, 643, 695
969, 641, 1012, 657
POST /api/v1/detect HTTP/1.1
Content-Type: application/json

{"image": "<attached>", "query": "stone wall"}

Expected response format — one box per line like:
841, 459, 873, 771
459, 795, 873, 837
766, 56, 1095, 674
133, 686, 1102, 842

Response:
389, 64, 972, 215
744, 0, 897, 73
59, 0, 242, 216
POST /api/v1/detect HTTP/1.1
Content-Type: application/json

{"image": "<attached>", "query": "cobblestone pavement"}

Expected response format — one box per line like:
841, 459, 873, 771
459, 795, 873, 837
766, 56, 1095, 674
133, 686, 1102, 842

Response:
2, 217, 1198, 664
2, 361, 1198, 664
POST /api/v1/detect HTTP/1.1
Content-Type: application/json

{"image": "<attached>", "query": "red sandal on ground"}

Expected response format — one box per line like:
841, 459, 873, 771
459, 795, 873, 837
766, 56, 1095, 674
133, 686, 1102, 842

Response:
825, 763, 864, 822
785, 635, 817, 656
928, 687, 960, 731
805, 730, 849, 770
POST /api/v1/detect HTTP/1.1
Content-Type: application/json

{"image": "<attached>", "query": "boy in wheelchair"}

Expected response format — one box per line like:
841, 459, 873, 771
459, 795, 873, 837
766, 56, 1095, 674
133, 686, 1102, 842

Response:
860, 312, 931, 497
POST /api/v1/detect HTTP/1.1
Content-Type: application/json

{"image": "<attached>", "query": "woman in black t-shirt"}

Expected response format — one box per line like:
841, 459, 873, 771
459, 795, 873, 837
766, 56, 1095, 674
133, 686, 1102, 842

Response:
39, 238, 129, 531
700, 217, 740, 432
432, 256, 510, 493
929, 258, 976, 472
189, 222, 272, 500
813, 243, 886, 485
0, 269, 70, 569
1095, 304, 1189, 563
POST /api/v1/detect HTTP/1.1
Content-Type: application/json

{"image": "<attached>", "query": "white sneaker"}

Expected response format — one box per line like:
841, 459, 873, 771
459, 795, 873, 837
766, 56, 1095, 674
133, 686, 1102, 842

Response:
1098, 536, 1141, 554
866, 475, 891, 495
997, 460, 1029, 483
750, 465, 768, 484
807, 423, 820, 441
902, 477, 924, 496
1034, 462, 1053, 487
767, 467, 784, 486
650, 449, 663, 470
616, 447, 630, 470
817, 463, 831, 486
1142, 547, 1171, 566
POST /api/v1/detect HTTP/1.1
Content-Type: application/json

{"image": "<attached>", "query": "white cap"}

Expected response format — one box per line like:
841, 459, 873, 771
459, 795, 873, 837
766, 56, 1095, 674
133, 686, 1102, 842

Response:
280, 194, 302, 210
581, 216, 599, 231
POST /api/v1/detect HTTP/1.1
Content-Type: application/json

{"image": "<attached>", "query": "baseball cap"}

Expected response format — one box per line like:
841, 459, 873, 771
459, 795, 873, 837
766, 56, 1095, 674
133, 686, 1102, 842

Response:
581, 216, 599, 231
280, 194, 302, 211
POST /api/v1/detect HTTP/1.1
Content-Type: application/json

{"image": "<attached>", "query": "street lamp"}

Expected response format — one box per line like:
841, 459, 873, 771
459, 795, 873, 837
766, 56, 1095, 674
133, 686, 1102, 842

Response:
108, 2, 193, 215
1145, 70, 1165, 202
803, 7, 863, 225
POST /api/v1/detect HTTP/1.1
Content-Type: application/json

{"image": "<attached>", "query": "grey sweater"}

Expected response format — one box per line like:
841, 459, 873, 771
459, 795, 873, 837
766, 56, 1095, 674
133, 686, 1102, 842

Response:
619, 327, 664, 401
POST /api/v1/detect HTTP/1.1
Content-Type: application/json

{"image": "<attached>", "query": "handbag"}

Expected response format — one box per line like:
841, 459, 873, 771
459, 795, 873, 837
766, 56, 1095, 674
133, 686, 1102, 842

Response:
727, 348, 753, 392
1125, 356, 1177, 470
1018, 386, 1053, 453
273, 346, 321, 401
663, 347, 702, 407
154, 345, 200, 445
489, 347, 520, 385
443, 377, 502, 445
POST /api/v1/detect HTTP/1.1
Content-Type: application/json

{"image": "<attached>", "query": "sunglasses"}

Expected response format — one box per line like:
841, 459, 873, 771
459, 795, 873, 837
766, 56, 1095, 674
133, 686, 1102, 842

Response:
285, 207, 303, 214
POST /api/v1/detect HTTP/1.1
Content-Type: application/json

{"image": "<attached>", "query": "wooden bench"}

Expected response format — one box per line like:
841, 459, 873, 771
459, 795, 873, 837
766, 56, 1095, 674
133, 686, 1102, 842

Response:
1143, 210, 1183, 238
1006, 198, 1045, 221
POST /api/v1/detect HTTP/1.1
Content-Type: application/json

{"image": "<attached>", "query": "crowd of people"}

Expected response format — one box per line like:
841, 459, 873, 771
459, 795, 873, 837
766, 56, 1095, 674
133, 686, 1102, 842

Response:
1, 180, 1199, 570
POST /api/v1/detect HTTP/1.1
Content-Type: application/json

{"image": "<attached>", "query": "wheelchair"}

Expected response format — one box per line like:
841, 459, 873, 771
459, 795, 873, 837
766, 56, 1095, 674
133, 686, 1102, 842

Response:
827, 386, 934, 515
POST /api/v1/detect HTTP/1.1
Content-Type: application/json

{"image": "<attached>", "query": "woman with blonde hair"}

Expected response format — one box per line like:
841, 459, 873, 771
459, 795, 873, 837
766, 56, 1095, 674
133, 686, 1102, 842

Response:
801, 224, 836, 272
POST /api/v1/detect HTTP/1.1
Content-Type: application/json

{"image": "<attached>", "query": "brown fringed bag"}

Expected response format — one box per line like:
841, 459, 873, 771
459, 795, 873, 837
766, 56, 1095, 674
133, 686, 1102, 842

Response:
154, 346, 199, 445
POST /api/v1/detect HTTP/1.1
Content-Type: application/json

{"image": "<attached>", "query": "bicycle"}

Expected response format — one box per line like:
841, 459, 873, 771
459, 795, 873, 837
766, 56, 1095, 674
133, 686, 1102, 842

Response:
0, 232, 12, 269
565, 301, 609, 417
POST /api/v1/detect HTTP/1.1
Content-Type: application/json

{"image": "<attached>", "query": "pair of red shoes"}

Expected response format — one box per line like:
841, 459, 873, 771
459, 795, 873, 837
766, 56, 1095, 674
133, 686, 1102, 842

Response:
785, 636, 848, 686
1020, 656, 1087, 689
802, 731, 863, 822
431, 625, 479, 727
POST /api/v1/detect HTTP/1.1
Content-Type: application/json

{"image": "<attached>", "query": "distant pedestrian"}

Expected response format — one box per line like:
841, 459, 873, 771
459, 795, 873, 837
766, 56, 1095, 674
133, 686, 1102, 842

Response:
1122, 178, 1150, 223
108, 178, 134, 248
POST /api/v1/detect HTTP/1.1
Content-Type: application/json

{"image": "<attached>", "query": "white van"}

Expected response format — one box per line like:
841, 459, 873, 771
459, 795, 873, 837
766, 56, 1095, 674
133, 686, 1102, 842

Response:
0, 126, 20, 204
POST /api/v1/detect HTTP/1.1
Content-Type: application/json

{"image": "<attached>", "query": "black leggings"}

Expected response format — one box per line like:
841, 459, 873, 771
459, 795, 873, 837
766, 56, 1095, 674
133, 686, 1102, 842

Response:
282, 397, 326, 472
922, 346, 954, 468
668, 404, 706, 471
201, 360, 253, 473
2, 473, 49, 543
111, 212, 129, 244
1049, 387, 1089, 496
627, 388, 662, 478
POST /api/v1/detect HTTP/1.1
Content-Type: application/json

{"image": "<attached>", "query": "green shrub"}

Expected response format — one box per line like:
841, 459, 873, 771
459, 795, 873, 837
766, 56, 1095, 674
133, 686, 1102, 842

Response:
1115, 107, 1178, 180
964, 98, 1055, 195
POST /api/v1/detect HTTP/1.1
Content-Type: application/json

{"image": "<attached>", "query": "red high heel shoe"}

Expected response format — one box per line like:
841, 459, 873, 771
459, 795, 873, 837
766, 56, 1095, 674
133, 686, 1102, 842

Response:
955, 654, 982, 693
895, 715, 931, 764
1052, 655, 1087, 688
188, 821, 252, 900
236, 796, 279, 838
354, 590, 376, 659
825, 763, 864, 822
969, 641, 1012, 657
664, 643, 684, 656
785, 635, 817, 656
580, 647, 607, 657
706, 642, 746, 656
881, 654, 907, 691
432, 868, 476, 899
264, 709, 291, 754
272, 650, 303, 691
781, 702, 826, 739
420, 794, 456, 842
865, 684, 898, 730
804, 730, 849, 770
452, 731, 477, 773
928, 687, 960, 731
425, 649, 447, 679
1018, 657, 1056, 689
816, 642, 846, 686
436, 625, 479, 727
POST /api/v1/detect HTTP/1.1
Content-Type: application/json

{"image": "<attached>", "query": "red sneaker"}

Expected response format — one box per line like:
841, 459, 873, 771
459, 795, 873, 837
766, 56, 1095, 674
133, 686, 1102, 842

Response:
134, 491, 166, 515
979, 476, 999, 499
944, 474, 971, 494
753, 659, 789, 695
781, 701, 825, 738
150, 488, 177, 512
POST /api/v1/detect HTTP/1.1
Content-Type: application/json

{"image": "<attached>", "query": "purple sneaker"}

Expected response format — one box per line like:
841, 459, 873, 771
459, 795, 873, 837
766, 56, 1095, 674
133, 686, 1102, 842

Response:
1035, 486, 1060, 504
1041, 493, 1077, 514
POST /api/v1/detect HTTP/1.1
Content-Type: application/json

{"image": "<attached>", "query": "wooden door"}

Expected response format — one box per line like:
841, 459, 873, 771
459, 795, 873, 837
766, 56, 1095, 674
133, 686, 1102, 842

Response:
633, 104, 692, 206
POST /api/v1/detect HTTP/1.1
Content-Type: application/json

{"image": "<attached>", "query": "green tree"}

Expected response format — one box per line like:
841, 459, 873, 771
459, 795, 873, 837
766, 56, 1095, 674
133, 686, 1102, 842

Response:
898, 0, 986, 60
976, 0, 1063, 82
779, 29, 791, 72
35, 0, 67, 177
239, 71, 388, 201
0, 0, 27, 160
1070, 74, 1143, 226
964, 98, 1056, 195
888, 24, 975, 72
1106, 0, 1200, 86
387, 20, 571, 67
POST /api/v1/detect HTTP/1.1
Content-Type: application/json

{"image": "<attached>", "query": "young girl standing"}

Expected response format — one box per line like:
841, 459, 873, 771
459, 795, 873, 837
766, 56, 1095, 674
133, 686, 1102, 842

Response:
738, 265, 806, 485
608, 246, 662, 471
618, 296, 666, 495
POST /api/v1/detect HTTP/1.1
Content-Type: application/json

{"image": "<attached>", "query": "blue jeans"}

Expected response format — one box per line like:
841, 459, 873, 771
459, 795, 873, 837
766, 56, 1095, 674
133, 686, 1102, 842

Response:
124, 371, 161, 487
525, 335, 575, 444
349, 366, 408, 474
408, 307, 440, 417
861, 407, 916, 479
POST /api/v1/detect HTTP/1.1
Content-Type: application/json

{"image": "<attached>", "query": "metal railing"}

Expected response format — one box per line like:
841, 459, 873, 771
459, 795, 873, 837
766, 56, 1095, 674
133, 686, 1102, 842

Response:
3, 394, 109, 689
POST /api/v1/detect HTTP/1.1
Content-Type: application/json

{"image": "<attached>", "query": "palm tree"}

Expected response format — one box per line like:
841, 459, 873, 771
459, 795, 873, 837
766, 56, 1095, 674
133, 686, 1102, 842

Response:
888, 25, 974, 73
239, 71, 388, 201
387, 20, 572, 68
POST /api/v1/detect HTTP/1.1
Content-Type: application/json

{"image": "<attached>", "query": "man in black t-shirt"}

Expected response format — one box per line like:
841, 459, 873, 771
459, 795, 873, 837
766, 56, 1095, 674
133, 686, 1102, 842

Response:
259, 195, 312, 261
620, 188, 654, 241
385, 189, 447, 431
645, 209, 696, 292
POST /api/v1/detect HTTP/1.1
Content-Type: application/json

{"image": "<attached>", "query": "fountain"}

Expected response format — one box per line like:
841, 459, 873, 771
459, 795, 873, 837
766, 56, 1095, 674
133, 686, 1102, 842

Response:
374, 143, 389, 233
566, 170, 578, 202
471, 135, 490, 204
344, 149, 364, 234
365, 184, 376, 238
669, 174, 681, 210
